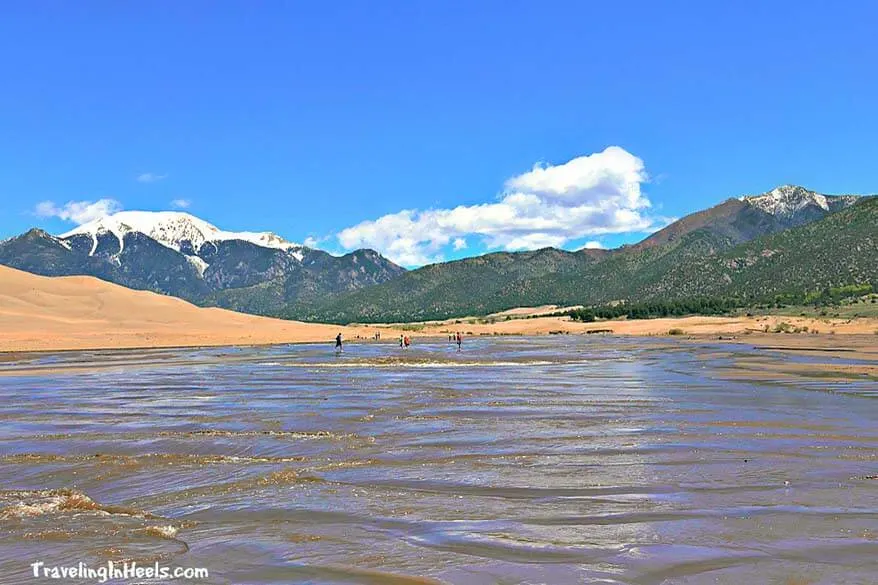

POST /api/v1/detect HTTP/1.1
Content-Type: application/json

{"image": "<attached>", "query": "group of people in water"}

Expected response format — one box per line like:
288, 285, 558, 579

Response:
450, 332, 462, 351
334, 331, 462, 353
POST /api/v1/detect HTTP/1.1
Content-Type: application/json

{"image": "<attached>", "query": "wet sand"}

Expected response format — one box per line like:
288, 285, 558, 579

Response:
693, 334, 878, 382
1, 337, 877, 584
713, 343, 878, 383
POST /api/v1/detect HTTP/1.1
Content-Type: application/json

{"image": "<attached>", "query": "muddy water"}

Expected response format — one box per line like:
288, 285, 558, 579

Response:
1, 337, 877, 584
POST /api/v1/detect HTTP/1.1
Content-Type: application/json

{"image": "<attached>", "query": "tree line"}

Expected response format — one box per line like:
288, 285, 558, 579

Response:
567, 283, 874, 322
568, 297, 744, 322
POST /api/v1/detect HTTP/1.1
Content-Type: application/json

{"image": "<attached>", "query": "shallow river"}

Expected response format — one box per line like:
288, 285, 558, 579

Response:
1, 337, 877, 584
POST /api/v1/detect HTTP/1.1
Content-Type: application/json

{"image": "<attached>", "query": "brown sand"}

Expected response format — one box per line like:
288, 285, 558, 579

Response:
724, 358, 877, 382
2, 264, 877, 354
415, 314, 878, 339
0, 265, 393, 352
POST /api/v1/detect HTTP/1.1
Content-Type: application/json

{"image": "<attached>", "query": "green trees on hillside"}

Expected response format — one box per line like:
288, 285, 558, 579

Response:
569, 297, 744, 322
802, 284, 873, 305
568, 285, 876, 323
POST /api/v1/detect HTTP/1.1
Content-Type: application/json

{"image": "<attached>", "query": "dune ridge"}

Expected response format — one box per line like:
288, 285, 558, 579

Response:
0, 265, 378, 352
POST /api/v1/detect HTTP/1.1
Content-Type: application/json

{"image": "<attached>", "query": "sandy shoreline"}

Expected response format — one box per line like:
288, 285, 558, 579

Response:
2, 265, 877, 358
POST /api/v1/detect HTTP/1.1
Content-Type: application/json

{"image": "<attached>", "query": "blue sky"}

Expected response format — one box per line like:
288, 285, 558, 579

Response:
1, 1, 876, 266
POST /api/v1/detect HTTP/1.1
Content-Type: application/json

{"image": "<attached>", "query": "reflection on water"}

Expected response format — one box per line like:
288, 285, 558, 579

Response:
1, 337, 877, 584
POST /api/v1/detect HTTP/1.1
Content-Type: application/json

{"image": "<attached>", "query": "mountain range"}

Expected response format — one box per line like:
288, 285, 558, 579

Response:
1, 185, 874, 323
293, 185, 875, 322
0, 211, 404, 315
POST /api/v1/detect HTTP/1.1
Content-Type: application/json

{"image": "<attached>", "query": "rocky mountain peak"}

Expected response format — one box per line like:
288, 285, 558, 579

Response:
741, 185, 858, 219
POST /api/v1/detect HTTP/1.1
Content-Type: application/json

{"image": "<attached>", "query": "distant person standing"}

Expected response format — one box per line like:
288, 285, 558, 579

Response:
399, 334, 404, 348
456, 332, 462, 352
335, 332, 343, 353
404, 335, 411, 349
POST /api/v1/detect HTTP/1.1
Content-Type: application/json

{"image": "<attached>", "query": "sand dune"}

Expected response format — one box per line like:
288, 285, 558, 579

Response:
486, 304, 582, 318
0, 265, 385, 352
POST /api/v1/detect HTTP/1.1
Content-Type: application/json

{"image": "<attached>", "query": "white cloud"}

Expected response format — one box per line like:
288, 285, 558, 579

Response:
303, 236, 319, 248
502, 233, 567, 250
136, 172, 167, 183
337, 146, 660, 266
34, 199, 122, 224
582, 240, 605, 249
452, 237, 467, 251
170, 198, 191, 209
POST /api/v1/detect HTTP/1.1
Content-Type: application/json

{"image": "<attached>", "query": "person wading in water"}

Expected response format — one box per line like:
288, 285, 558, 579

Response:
335, 332, 343, 353
456, 332, 462, 352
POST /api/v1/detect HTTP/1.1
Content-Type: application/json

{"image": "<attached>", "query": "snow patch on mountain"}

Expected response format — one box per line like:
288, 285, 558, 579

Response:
88, 234, 99, 256
52, 234, 72, 251
186, 255, 210, 276
60, 211, 302, 255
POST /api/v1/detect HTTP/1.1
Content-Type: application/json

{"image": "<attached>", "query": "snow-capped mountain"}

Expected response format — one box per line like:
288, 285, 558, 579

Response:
0, 211, 405, 315
612, 184, 864, 253
741, 185, 859, 220
61, 211, 303, 257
